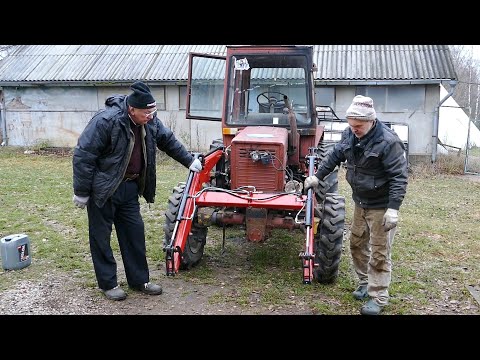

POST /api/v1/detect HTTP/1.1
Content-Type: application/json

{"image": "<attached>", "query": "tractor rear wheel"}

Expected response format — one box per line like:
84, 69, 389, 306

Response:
209, 138, 223, 151
314, 142, 338, 203
209, 139, 228, 189
313, 193, 345, 284
164, 182, 207, 270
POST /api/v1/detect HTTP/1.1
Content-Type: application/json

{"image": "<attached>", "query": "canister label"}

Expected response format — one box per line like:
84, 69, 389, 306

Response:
18, 244, 29, 262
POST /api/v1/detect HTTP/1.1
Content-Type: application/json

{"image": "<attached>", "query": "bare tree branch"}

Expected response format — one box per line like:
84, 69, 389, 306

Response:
449, 45, 480, 127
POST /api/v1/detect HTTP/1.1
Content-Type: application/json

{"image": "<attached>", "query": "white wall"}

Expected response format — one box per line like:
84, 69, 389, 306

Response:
2, 87, 96, 147
439, 85, 480, 149
1, 85, 221, 151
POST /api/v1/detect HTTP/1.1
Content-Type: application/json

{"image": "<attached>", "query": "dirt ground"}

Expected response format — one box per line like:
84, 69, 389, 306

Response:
2, 256, 479, 316
0, 263, 315, 315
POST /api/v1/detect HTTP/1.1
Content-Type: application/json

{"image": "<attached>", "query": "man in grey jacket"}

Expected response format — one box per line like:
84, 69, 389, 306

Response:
72, 81, 202, 301
304, 95, 408, 315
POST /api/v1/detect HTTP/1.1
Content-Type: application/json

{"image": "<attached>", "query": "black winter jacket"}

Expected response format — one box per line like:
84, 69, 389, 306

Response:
315, 120, 408, 210
73, 95, 194, 208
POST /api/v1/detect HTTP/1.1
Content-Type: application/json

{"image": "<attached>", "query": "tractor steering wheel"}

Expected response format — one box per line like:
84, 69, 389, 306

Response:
256, 91, 289, 111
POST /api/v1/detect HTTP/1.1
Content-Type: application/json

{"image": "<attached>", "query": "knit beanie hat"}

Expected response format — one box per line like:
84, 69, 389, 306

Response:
127, 81, 156, 109
345, 95, 376, 121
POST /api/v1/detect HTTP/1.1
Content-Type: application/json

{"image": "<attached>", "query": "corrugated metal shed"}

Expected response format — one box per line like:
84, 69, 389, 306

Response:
312, 45, 456, 82
0, 45, 456, 85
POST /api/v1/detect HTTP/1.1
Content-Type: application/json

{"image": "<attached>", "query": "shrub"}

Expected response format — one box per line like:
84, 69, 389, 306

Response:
410, 153, 465, 178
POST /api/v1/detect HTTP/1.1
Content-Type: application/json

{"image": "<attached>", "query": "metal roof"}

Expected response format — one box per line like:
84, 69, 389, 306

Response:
0, 45, 456, 85
312, 45, 456, 83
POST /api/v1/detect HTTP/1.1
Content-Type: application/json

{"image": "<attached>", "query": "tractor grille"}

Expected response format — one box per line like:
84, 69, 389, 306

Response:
230, 127, 288, 192
232, 147, 283, 191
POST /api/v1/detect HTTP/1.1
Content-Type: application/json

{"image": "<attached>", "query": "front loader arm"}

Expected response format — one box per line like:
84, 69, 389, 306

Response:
164, 148, 224, 275
301, 149, 318, 284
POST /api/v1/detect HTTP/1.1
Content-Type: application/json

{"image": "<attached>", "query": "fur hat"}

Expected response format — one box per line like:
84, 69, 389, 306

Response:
127, 81, 156, 109
346, 95, 376, 121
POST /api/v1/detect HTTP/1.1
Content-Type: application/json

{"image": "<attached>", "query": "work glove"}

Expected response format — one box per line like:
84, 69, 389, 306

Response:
73, 194, 90, 209
304, 175, 319, 191
189, 158, 203, 173
382, 208, 399, 232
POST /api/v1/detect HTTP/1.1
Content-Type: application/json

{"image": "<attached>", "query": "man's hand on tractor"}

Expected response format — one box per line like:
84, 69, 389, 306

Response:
189, 158, 203, 173
73, 194, 90, 209
382, 208, 398, 232
304, 175, 319, 191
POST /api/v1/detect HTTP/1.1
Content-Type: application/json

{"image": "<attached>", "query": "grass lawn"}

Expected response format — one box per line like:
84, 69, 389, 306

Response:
0, 148, 479, 314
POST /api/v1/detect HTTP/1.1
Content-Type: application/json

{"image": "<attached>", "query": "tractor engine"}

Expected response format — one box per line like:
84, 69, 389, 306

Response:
230, 126, 288, 192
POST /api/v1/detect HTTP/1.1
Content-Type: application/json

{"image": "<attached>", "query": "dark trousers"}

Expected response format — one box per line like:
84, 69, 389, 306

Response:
87, 180, 149, 290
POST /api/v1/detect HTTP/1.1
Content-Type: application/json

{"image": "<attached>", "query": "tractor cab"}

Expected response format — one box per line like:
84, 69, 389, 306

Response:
186, 46, 321, 169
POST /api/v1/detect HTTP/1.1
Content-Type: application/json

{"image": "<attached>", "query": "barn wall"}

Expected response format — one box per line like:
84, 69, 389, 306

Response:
1, 85, 222, 151
1, 83, 444, 160
321, 84, 441, 161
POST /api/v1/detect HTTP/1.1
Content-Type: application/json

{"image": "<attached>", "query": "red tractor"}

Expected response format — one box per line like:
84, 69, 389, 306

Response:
163, 45, 345, 284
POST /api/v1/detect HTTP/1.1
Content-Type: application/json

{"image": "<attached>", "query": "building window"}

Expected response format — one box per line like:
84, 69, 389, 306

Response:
315, 87, 335, 108
356, 85, 424, 112
179, 85, 187, 110
154, 86, 166, 110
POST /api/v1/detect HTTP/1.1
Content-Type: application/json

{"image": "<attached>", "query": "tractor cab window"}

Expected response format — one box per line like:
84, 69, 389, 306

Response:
226, 54, 311, 127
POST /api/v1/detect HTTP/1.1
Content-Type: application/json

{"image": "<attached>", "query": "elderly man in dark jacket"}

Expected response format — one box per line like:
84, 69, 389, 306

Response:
304, 95, 408, 315
72, 81, 202, 301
